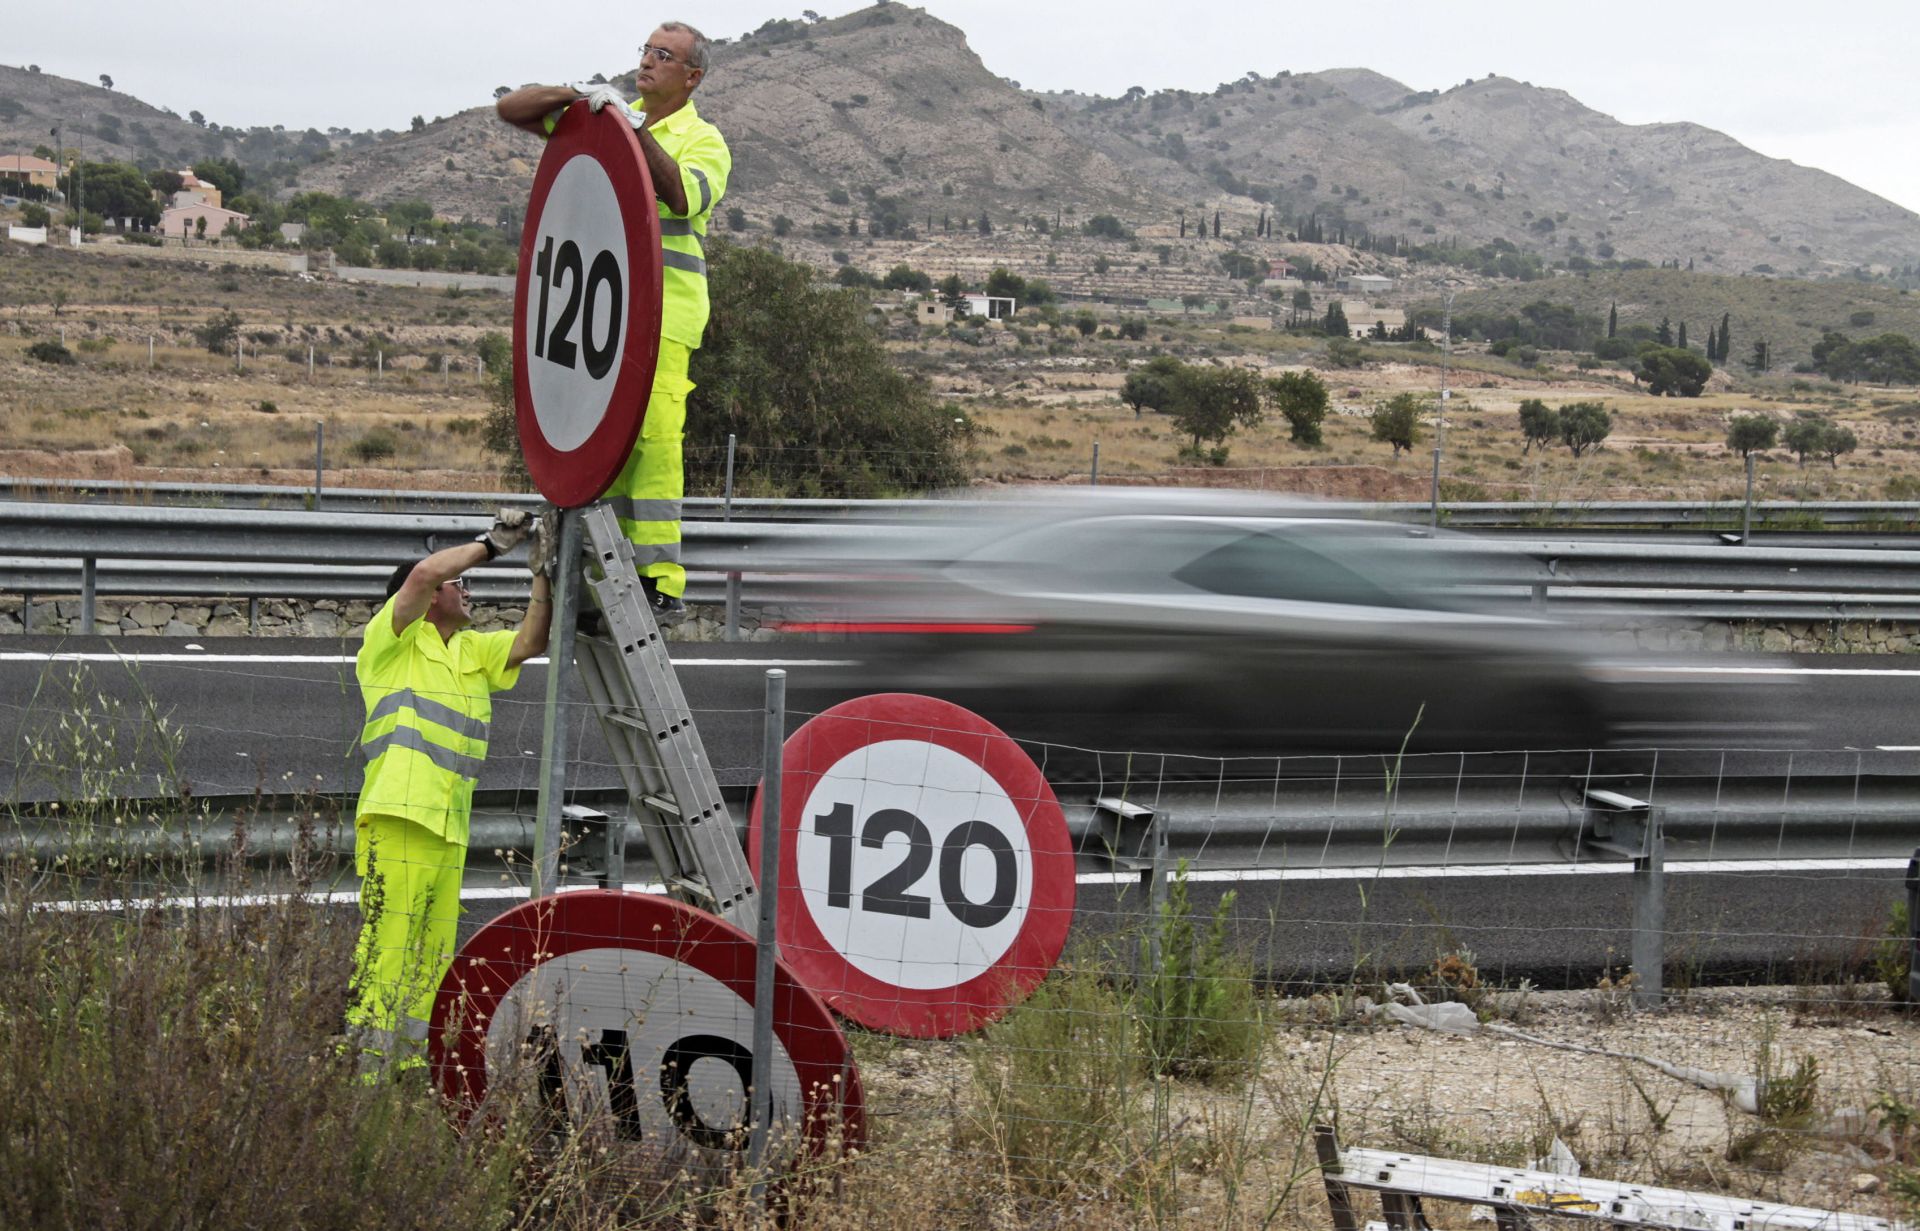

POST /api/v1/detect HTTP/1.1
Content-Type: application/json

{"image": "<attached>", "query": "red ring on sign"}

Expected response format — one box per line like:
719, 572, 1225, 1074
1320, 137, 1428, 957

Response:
513, 102, 664, 508
749, 694, 1076, 1038
429, 889, 863, 1160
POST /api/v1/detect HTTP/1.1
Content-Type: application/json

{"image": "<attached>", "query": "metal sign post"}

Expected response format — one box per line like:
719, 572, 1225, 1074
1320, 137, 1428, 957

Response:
530, 508, 582, 898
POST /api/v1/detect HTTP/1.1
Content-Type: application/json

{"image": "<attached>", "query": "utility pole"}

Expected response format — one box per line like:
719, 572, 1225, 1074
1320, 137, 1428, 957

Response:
1429, 289, 1455, 530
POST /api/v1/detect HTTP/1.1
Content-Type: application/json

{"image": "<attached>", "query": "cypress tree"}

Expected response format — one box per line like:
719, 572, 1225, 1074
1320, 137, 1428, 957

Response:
1677, 321, 1688, 350
1718, 313, 1731, 364
1607, 302, 1617, 338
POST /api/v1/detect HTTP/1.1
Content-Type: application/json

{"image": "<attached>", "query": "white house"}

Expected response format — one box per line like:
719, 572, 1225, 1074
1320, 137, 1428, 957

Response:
963, 294, 1016, 320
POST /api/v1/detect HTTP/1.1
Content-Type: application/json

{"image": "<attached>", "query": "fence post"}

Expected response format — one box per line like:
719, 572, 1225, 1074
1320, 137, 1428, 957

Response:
80, 558, 96, 635
148, 335, 154, 367
1906, 848, 1919, 1005
747, 667, 786, 1187
723, 433, 741, 642
313, 422, 325, 510
307, 344, 314, 381
1090, 440, 1101, 486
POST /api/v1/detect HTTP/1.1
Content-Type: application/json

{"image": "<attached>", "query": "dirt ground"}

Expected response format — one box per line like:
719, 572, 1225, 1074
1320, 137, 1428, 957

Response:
851, 986, 1920, 1228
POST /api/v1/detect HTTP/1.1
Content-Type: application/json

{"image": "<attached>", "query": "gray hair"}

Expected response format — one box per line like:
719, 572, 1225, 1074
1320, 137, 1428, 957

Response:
658, 21, 712, 72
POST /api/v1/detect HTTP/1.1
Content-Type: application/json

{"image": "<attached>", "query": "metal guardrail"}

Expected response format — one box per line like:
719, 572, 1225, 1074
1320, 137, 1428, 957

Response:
6, 478, 1920, 532
6, 501, 1920, 630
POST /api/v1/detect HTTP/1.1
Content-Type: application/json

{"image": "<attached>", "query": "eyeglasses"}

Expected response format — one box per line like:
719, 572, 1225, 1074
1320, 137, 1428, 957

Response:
444, 578, 471, 594
639, 43, 689, 67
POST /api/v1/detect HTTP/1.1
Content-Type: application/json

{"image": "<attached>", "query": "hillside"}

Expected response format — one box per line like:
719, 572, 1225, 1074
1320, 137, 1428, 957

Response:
1419, 268, 1920, 369
0, 64, 365, 183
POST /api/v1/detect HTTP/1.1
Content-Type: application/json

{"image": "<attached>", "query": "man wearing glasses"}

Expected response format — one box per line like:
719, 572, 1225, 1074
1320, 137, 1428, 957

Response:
346, 510, 551, 1077
497, 22, 732, 627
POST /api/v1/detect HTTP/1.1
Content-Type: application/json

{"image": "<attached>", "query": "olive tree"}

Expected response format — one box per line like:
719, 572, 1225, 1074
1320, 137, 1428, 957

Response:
1265, 370, 1329, 446
1371, 393, 1423, 460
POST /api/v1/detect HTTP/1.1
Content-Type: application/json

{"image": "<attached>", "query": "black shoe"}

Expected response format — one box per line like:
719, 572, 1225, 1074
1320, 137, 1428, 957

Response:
649, 592, 688, 627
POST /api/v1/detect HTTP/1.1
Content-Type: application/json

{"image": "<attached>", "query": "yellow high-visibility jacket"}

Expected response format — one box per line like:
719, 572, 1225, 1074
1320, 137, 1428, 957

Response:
354, 597, 521, 845
546, 98, 731, 350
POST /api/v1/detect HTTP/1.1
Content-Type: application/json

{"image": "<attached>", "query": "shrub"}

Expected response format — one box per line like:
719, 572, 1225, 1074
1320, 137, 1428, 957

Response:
1874, 897, 1913, 1003
966, 959, 1143, 1198
26, 339, 74, 365
1136, 861, 1262, 1082
255, 400, 277, 414
351, 429, 398, 462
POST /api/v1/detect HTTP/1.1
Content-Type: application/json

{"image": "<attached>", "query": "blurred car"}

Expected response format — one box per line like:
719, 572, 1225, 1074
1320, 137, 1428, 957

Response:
777, 490, 1622, 769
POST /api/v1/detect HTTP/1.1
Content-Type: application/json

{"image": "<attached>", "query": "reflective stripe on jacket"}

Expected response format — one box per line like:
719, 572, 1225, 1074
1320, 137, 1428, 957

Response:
354, 595, 522, 844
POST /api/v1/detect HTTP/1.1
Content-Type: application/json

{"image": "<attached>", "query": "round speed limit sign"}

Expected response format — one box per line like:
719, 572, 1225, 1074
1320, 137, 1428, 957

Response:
512, 102, 664, 507
431, 890, 863, 1168
750, 694, 1075, 1037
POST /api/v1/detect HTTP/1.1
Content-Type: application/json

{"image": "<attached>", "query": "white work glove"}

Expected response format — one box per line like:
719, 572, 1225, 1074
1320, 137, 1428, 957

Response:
576, 83, 627, 112
572, 83, 645, 128
476, 507, 532, 559
525, 509, 560, 578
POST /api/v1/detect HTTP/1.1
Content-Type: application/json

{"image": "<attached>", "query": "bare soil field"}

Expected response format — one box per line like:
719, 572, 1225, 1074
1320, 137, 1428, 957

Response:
4, 243, 1918, 511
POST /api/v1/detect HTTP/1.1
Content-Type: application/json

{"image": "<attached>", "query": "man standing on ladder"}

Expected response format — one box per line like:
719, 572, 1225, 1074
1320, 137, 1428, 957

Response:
497, 21, 732, 626
347, 509, 549, 1076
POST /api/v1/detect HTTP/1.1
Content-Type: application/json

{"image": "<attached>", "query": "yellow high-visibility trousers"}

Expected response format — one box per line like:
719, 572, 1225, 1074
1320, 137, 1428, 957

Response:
607, 339, 693, 599
346, 813, 465, 1070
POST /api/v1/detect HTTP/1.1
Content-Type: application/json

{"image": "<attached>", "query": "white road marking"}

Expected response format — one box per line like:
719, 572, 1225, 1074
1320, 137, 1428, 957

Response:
1609, 664, 1920, 678
38, 858, 1907, 912
0, 651, 852, 667
1074, 856, 1913, 886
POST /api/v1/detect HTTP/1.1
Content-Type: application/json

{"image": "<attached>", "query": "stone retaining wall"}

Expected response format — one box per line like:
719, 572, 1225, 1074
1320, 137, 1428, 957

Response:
0, 593, 1911, 652
0, 596, 779, 643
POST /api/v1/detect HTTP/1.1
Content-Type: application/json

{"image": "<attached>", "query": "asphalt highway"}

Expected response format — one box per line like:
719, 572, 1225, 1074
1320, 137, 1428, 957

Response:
4, 636, 1916, 983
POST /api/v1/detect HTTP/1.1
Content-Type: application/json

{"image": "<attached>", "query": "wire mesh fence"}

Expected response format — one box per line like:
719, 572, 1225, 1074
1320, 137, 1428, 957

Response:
2, 650, 1917, 1227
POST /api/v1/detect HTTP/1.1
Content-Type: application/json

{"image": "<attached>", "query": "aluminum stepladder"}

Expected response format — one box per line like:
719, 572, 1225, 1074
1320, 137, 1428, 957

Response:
566, 502, 758, 931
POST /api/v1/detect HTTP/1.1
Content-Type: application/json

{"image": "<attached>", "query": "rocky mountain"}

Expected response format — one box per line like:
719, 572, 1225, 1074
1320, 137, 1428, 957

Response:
9, 8, 1918, 276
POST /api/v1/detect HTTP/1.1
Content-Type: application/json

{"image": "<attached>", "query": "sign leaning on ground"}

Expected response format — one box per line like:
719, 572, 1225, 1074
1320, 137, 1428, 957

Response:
750, 694, 1077, 1038
431, 890, 863, 1168
513, 101, 664, 507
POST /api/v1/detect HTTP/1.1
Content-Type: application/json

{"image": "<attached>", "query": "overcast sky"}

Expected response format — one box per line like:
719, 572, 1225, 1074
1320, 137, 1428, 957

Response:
13, 1, 1920, 215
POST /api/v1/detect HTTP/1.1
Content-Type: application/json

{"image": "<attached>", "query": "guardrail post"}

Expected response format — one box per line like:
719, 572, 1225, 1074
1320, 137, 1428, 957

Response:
80, 557, 96, 634
723, 433, 741, 642
20, 593, 32, 633
1632, 809, 1666, 1008
1741, 452, 1756, 545
1906, 848, 1919, 1005
248, 596, 259, 635
1581, 788, 1664, 1006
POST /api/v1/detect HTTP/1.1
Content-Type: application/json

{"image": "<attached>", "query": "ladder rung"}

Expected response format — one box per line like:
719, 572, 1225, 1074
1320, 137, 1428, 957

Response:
638, 794, 681, 819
